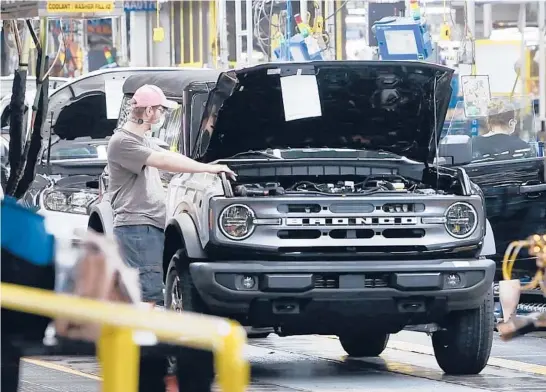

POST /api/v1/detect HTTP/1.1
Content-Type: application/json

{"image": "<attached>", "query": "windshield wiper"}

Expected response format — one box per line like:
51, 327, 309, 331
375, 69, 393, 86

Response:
229, 150, 281, 159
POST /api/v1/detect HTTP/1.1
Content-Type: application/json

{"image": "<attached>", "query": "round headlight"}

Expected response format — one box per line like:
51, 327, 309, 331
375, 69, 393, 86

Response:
44, 191, 68, 211
219, 204, 255, 240
43, 189, 98, 214
444, 202, 478, 238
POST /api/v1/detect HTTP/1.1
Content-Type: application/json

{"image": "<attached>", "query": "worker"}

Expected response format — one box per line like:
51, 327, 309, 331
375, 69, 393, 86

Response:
106, 84, 235, 391
1, 196, 56, 392
471, 101, 535, 160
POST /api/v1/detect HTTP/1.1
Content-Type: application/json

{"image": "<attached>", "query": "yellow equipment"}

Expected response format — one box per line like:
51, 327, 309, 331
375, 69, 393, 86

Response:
0, 283, 249, 392
440, 23, 451, 41
502, 234, 546, 293
497, 234, 546, 341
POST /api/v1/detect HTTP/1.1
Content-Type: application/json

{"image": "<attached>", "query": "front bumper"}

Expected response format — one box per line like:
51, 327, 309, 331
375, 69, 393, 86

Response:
190, 258, 495, 330
39, 209, 89, 242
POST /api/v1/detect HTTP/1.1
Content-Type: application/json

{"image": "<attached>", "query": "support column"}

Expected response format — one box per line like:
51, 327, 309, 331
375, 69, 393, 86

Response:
217, 0, 229, 68
538, 1, 545, 135
120, 13, 129, 66
129, 11, 149, 66
483, 3, 492, 39
519, 3, 527, 99
466, 0, 476, 39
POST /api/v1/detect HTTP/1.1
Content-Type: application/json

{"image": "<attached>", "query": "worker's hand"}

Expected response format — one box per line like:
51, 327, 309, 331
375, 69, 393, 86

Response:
209, 164, 237, 180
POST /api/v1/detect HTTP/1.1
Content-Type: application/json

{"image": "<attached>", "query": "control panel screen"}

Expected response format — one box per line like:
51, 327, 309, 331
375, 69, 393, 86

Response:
384, 29, 418, 55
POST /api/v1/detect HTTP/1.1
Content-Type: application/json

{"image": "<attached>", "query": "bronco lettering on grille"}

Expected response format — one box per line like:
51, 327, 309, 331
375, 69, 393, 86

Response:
285, 217, 418, 226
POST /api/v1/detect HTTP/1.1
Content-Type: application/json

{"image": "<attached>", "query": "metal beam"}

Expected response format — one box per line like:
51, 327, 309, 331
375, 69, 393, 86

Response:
538, 1, 546, 132
518, 2, 526, 99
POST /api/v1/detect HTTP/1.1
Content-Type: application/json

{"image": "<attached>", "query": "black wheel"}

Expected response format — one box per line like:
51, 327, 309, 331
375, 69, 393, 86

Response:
164, 249, 214, 392
164, 250, 208, 314
432, 288, 494, 375
338, 332, 390, 357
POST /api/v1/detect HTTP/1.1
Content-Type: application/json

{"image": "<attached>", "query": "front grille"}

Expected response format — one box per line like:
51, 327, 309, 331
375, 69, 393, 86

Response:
382, 228, 425, 239
277, 229, 322, 239
314, 274, 339, 289
276, 229, 425, 240
280, 246, 428, 254
329, 229, 374, 239
314, 274, 390, 289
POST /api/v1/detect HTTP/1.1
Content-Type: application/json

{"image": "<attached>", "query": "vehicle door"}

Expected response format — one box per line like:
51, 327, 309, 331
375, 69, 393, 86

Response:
447, 100, 546, 271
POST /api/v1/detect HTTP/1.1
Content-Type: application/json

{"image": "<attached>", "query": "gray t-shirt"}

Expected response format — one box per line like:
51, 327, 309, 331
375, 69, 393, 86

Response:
106, 128, 166, 229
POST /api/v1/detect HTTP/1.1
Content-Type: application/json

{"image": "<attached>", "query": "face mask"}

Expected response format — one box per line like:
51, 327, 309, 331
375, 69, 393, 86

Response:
150, 114, 166, 136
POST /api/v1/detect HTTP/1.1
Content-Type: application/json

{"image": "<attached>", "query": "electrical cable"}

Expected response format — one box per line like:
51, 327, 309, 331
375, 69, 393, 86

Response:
502, 236, 546, 294
251, 0, 348, 59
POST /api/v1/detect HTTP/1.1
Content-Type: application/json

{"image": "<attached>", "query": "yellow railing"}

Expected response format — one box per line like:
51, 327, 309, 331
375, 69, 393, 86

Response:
0, 283, 249, 392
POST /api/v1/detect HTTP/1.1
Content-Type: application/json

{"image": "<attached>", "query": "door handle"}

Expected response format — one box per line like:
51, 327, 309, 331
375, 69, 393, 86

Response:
520, 183, 546, 194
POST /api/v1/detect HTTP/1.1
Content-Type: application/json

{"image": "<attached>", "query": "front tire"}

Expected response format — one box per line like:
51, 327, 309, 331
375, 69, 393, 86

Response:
164, 250, 214, 392
164, 250, 207, 314
338, 332, 390, 357
432, 288, 494, 375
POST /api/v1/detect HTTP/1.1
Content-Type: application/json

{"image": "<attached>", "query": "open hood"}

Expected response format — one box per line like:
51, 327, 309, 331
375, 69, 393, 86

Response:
38, 138, 109, 176
194, 61, 454, 163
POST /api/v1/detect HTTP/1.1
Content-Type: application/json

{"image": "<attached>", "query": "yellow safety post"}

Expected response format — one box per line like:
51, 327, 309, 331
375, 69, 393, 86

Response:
0, 283, 249, 392
215, 321, 250, 392
98, 325, 140, 392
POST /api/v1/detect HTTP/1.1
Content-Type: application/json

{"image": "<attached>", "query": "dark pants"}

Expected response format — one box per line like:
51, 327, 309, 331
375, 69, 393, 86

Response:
113, 225, 214, 391
114, 225, 165, 305
138, 347, 214, 392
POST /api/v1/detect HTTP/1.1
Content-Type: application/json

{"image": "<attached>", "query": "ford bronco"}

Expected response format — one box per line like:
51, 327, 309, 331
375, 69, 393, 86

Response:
161, 61, 497, 375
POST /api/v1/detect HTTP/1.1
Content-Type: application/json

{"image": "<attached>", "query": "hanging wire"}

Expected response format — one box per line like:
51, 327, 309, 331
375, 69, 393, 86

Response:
11, 21, 24, 59
42, 19, 68, 80
251, 0, 348, 60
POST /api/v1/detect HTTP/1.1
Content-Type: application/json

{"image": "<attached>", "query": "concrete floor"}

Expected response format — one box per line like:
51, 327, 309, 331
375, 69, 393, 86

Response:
19, 331, 546, 392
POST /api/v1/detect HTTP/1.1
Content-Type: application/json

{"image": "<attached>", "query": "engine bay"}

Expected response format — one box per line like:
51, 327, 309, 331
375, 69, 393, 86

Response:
231, 174, 450, 197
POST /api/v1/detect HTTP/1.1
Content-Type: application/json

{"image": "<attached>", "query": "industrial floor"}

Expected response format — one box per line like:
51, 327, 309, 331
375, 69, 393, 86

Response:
19, 330, 546, 391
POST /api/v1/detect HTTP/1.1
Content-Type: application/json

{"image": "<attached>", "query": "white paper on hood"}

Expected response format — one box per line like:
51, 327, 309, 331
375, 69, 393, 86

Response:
105, 79, 126, 119
280, 74, 322, 122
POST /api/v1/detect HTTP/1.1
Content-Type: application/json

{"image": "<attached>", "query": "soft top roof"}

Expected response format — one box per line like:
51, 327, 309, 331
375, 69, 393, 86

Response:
123, 69, 220, 98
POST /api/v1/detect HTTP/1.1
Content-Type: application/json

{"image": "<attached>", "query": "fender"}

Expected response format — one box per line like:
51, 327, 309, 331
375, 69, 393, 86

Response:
166, 213, 206, 259
479, 219, 496, 257
88, 200, 114, 238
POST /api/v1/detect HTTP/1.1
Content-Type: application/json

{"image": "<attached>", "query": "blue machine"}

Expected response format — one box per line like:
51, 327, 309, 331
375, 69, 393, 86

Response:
372, 16, 434, 61
273, 33, 325, 62
273, 0, 325, 62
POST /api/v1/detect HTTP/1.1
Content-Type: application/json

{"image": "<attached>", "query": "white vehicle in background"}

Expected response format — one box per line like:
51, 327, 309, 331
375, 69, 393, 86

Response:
17, 67, 185, 242
0, 75, 69, 100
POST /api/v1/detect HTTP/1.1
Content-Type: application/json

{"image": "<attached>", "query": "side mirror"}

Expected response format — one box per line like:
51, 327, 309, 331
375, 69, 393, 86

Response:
438, 134, 473, 166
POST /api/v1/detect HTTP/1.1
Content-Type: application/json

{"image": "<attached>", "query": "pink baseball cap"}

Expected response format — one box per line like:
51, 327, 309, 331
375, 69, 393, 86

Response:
131, 84, 178, 109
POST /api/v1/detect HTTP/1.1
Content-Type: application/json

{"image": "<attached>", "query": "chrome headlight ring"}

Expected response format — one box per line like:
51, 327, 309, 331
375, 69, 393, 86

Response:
444, 202, 478, 239
218, 204, 256, 240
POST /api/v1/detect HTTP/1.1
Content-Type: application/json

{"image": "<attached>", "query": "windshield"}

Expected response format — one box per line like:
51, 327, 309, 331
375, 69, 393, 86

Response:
117, 96, 183, 152
443, 97, 540, 163
190, 93, 208, 148
46, 140, 108, 161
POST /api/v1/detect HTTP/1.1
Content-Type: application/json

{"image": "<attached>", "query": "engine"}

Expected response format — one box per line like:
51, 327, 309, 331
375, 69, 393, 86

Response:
231, 175, 445, 197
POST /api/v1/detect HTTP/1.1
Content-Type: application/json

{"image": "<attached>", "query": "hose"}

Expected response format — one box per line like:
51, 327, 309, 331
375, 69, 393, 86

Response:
502, 234, 546, 293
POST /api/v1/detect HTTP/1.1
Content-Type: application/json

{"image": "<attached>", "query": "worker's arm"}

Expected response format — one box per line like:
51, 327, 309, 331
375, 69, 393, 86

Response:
146, 150, 236, 178
107, 133, 236, 178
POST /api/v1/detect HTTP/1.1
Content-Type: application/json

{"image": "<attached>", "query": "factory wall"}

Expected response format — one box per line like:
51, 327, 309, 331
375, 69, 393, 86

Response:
170, 0, 214, 67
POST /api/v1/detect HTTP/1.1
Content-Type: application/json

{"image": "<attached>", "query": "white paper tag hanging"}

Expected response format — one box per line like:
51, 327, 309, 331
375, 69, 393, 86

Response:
104, 79, 126, 119
280, 74, 322, 122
